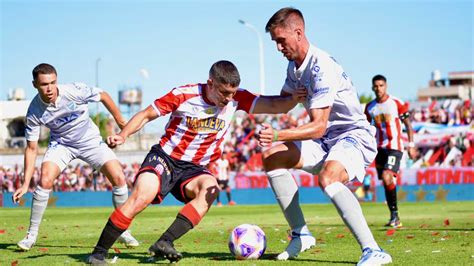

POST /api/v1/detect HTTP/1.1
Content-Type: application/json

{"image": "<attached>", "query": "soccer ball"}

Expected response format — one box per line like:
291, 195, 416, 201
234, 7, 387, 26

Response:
228, 224, 266, 260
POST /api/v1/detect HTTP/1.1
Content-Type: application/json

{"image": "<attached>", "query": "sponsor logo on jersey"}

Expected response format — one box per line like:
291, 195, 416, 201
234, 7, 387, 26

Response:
186, 116, 225, 133
313, 87, 329, 97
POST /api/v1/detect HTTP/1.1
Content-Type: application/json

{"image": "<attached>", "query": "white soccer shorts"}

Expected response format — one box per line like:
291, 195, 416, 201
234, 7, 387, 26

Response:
43, 139, 117, 171
295, 129, 376, 182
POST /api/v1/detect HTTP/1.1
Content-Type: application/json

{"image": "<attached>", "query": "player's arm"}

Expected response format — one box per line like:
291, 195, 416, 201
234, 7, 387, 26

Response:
107, 105, 158, 148
258, 107, 330, 147
252, 89, 307, 114
402, 115, 417, 159
99, 91, 127, 129
13, 140, 38, 203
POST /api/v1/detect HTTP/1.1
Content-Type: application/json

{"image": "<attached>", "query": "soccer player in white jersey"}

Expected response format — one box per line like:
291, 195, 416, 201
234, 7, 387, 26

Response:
13, 63, 139, 251
215, 153, 235, 206
257, 8, 392, 265
365, 74, 416, 228
86, 60, 306, 264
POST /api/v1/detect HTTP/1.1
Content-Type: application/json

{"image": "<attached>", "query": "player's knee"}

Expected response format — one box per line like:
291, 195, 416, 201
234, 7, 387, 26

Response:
39, 176, 54, 189
381, 171, 394, 185
201, 178, 219, 200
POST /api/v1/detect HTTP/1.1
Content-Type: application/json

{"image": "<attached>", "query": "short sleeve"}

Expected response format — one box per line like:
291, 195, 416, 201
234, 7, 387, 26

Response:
153, 87, 199, 116
25, 111, 41, 142
72, 82, 102, 103
308, 64, 338, 109
233, 89, 258, 113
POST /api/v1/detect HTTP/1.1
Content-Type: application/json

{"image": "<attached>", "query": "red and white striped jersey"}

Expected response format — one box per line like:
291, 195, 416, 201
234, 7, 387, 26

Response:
152, 83, 258, 166
364, 95, 409, 151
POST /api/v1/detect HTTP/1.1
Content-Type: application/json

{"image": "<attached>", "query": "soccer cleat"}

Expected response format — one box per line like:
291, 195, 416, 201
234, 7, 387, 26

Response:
385, 216, 403, 228
217, 202, 223, 207
148, 239, 183, 263
86, 252, 107, 265
276, 231, 316, 260
357, 247, 392, 265
228, 200, 236, 206
117, 230, 139, 248
17, 233, 37, 251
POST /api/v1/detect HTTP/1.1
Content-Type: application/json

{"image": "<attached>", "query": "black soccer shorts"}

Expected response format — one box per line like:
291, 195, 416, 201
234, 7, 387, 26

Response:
135, 144, 212, 203
375, 148, 403, 178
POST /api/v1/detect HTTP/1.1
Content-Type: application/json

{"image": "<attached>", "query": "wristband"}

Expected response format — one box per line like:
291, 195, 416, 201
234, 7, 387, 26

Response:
273, 130, 278, 142
408, 142, 415, 148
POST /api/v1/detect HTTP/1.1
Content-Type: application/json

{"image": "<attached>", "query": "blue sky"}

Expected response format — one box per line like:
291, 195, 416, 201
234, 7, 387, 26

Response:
1, 1, 472, 114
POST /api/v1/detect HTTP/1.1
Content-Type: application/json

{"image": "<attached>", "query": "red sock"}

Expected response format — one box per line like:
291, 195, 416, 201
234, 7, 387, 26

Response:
179, 204, 202, 227
110, 208, 132, 230
385, 182, 396, 191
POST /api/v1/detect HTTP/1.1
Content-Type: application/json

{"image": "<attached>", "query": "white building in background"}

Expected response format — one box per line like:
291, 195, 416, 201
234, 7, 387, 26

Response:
0, 88, 31, 149
417, 71, 474, 101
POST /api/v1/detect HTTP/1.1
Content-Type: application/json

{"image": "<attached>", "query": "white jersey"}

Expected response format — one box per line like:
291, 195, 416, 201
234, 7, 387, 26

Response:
282, 45, 375, 146
25, 83, 103, 147
216, 158, 229, 180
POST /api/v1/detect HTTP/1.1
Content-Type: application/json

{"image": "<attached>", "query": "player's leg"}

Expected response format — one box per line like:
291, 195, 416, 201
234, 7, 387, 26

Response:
262, 141, 315, 260
18, 143, 70, 251
84, 142, 139, 247
100, 159, 139, 247
320, 137, 391, 265
226, 185, 235, 205
216, 181, 223, 206
380, 150, 403, 228
87, 172, 159, 263
149, 174, 219, 263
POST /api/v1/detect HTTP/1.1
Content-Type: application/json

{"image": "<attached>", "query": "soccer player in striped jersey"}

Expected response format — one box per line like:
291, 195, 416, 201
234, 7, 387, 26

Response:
365, 74, 417, 228
258, 7, 392, 265
13, 63, 139, 251
86, 60, 306, 264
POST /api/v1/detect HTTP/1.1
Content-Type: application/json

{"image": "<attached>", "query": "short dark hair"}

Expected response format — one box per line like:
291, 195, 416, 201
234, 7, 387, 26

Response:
32, 63, 57, 80
265, 7, 304, 32
209, 60, 240, 87
372, 74, 387, 84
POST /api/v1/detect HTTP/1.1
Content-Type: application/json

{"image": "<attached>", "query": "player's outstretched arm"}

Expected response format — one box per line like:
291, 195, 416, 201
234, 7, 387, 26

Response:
403, 117, 417, 159
252, 88, 307, 114
100, 91, 127, 129
13, 140, 38, 203
256, 107, 330, 147
106, 105, 158, 148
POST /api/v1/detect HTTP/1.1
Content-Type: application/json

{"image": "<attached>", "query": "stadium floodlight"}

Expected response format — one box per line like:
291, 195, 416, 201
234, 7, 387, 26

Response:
239, 19, 265, 95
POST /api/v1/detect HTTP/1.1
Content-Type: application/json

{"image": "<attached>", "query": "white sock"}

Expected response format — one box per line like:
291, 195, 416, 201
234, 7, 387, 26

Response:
324, 182, 379, 250
112, 185, 129, 208
267, 169, 307, 230
28, 185, 51, 236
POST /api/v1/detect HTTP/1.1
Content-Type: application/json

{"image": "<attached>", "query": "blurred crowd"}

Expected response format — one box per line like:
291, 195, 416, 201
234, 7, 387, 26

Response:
411, 99, 472, 125
1, 100, 472, 193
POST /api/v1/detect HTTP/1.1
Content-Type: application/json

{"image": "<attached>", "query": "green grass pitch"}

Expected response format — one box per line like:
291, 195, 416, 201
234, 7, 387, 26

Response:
1, 201, 472, 265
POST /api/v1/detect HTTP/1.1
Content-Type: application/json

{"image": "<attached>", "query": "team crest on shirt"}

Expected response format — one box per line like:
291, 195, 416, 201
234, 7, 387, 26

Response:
66, 102, 76, 110
186, 116, 225, 133
204, 107, 218, 115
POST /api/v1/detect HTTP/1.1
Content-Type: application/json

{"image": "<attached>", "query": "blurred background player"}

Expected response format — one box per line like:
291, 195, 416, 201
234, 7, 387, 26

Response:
215, 153, 235, 206
13, 63, 138, 251
86, 60, 306, 264
364, 74, 417, 228
258, 7, 392, 264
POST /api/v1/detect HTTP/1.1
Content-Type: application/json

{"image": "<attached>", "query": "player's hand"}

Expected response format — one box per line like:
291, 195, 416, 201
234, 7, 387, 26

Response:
293, 87, 307, 103
256, 123, 275, 147
107, 134, 125, 148
12, 186, 27, 204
